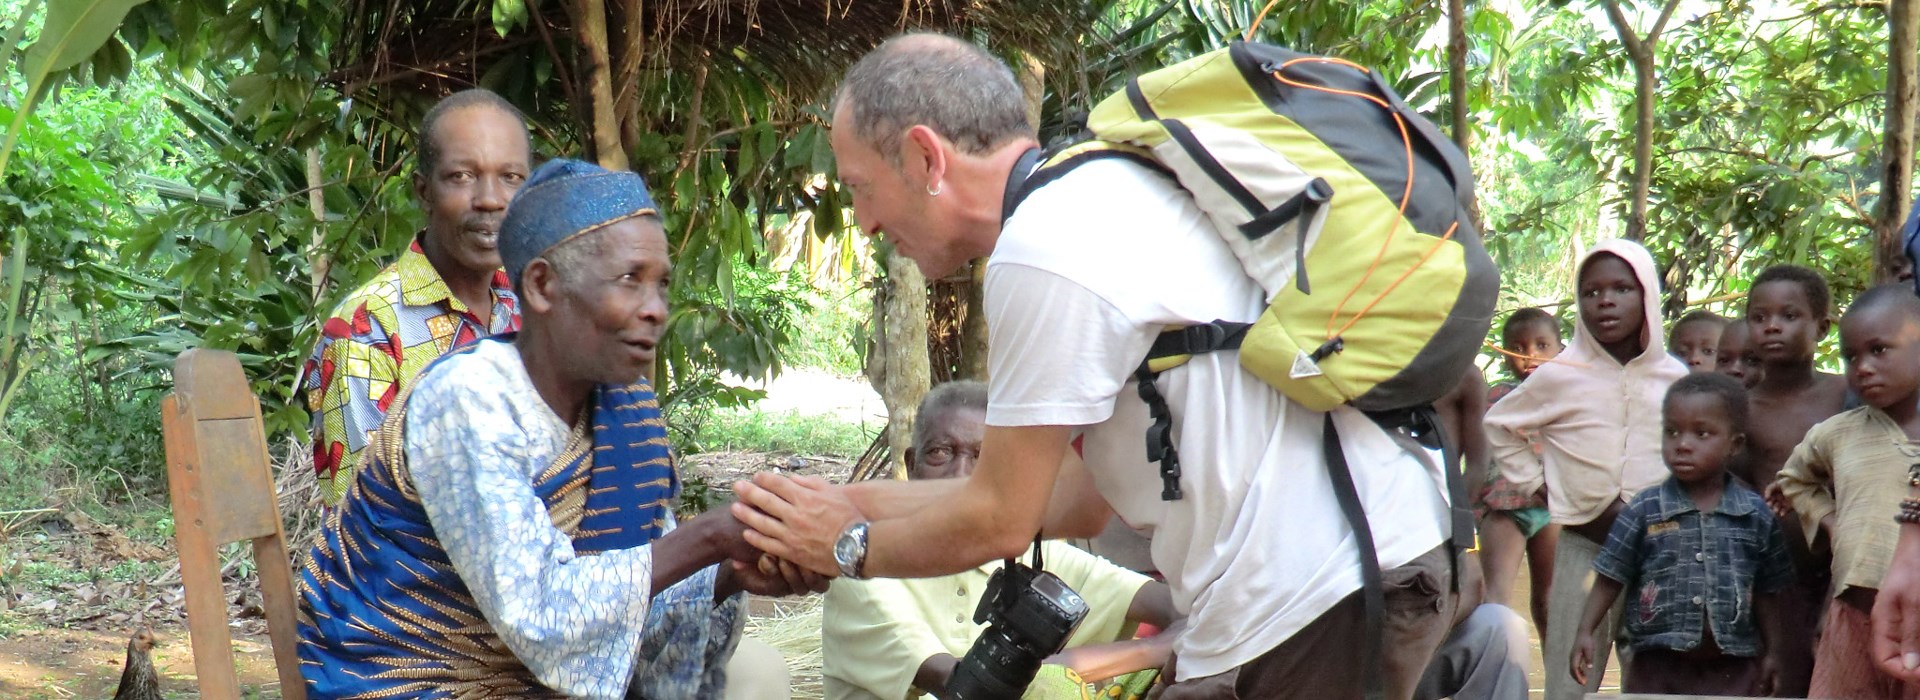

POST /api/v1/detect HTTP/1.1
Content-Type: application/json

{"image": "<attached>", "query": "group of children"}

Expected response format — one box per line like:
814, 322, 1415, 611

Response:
1471, 239, 1920, 698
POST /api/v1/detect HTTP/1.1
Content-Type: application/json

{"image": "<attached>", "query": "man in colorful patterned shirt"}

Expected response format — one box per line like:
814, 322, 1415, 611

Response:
303, 88, 531, 501
296, 158, 827, 699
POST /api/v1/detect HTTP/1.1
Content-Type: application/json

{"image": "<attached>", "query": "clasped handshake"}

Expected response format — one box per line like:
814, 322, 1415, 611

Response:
700, 472, 871, 596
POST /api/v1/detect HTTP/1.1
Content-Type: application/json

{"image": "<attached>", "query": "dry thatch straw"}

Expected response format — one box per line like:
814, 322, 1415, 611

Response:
747, 595, 827, 700
330, 0, 1085, 97
275, 436, 326, 553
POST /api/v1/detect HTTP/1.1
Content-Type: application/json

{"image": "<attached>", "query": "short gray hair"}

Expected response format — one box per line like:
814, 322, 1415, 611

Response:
910, 380, 988, 459
834, 33, 1034, 165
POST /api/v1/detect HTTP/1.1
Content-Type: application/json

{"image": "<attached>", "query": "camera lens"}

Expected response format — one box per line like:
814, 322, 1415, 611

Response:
945, 627, 1043, 700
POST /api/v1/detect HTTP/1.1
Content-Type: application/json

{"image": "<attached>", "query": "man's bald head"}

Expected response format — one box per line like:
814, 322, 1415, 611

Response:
833, 33, 1034, 165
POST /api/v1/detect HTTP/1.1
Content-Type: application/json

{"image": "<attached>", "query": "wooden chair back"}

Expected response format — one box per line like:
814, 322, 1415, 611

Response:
160, 349, 307, 700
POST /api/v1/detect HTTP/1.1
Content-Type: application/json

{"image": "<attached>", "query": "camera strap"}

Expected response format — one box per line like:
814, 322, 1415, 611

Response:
988, 536, 1048, 616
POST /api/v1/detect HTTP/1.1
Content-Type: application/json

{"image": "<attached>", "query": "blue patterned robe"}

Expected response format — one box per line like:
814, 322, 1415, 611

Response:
295, 338, 741, 699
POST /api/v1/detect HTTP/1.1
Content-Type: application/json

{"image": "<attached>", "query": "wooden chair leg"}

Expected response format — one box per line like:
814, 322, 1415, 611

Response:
254, 533, 308, 700
176, 521, 240, 700
165, 394, 242, 700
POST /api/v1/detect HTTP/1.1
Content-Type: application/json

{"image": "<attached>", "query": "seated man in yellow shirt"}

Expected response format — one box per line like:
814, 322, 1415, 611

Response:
823, 380, 1178, 699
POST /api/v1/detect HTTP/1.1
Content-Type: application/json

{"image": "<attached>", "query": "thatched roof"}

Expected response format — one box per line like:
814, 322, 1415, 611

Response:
328, 0, 1084, 104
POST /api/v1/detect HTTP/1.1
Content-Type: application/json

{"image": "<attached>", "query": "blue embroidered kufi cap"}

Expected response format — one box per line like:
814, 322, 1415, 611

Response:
499, 158, 658, 288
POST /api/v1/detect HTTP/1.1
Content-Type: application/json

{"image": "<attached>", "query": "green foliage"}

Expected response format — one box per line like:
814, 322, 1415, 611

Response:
787, 283, 870, 378
0, 0, 1912, 523
693, 408, 874, 459
20, 0, 146, 79
675, 474, 730, 519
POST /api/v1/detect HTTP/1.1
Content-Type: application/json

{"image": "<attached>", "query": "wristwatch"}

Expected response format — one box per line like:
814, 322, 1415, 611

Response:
834, 521, 870, 579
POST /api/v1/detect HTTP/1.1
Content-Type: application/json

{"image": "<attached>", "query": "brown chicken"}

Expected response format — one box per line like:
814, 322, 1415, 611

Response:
111, 627, 161, 700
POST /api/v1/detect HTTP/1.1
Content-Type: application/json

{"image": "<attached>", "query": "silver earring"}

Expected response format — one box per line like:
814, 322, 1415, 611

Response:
927, 181, 943, 196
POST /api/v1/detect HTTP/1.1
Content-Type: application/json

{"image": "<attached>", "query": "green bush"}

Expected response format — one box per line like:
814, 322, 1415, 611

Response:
786, 283, 869, 378
692, 408, 873, 459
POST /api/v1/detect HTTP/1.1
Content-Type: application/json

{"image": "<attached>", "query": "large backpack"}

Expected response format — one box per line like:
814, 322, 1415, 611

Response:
1002, 41, 1496, 697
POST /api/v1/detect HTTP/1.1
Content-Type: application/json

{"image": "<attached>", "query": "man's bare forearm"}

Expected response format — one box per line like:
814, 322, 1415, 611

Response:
867, 477, 1033, 577
840, 477, 964, 521
861, 425, 1073, 579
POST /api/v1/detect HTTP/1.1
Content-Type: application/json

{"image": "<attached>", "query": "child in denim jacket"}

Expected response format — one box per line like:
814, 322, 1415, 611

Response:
1570, 373, 1792, 695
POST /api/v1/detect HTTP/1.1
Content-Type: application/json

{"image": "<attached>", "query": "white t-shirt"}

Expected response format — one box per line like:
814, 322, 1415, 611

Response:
985, 158, 1451, 680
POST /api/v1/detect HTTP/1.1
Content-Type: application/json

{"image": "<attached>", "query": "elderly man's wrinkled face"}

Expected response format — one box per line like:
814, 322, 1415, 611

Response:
830, 103, 969, 279
415, 106, 530, 276
906, 407, 986, 481
549, 217, 671, 385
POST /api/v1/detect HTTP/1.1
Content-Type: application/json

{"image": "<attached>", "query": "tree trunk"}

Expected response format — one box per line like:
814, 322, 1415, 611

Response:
676, 59, 710, 174
1445, 0, 1484, 232
955, 53, 1045, 381
307, 146, 329, 306
574, 0, 628, 171
957, 259, 989, 380
1601, 0, 1682, 242
871, 253, 932, 479
1447, 0, 1471, 154
1877, 0, 1920, 282
613, 0, 645, 155
1626, 53, 1655, 241
1019, 53, 1046, 134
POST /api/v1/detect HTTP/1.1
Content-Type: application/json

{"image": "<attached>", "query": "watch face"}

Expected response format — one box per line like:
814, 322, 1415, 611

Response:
835, 527, 860, 568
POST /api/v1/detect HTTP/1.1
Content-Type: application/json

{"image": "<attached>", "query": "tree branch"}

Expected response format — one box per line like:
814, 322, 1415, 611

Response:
1646, 0, 1686, 46
1762, 0, 1887, 24
1601, 0, 1646, 60
527, 0, 579, 119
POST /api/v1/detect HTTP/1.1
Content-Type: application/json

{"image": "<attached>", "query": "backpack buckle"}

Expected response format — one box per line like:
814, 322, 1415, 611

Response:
1181, 323, 1228, 354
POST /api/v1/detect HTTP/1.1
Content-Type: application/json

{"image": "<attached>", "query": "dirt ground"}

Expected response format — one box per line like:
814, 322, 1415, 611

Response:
0, 450, 850, 699
0, 442, 1606, 697
0, 528, 1602, 699
0, 626, 283, 699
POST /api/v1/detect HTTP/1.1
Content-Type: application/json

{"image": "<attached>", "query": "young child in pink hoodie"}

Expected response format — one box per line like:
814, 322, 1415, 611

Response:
1483, 239, 1688, 700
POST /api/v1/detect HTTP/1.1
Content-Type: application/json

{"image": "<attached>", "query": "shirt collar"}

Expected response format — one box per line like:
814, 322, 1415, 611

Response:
398, 233, 515, 312
1653, 472, 1752, 520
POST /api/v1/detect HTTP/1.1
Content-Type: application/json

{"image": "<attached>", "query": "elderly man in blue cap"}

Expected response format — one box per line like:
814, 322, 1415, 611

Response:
294, 159, 824, 699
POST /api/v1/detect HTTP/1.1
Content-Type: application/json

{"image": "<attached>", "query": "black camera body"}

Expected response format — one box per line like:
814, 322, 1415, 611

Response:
944, 560, 1090, 700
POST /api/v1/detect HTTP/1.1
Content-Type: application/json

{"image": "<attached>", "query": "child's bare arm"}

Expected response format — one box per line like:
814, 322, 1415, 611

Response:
1568, 498, 1626, 544
1125, 581, 1175, 629
1775, 424, 1837, 546
1045, 620, 1185, 683
1569, 575, 1626, 686
1455, 367, 1492, 486
1482, 378, 1560, 493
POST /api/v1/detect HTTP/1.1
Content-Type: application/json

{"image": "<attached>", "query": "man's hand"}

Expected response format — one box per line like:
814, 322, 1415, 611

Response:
1569, 631, 1596, 687
1873, 523, 1920, 681
688, 504, 763, 565
731, 473, 864, 576
1764, 482, 1792, 519
716, 555, 833, 599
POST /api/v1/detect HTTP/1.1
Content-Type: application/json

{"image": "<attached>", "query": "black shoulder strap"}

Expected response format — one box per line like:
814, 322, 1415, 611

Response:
1001, 146, 1046, 225
1000, 144, 1174, 224
1135, 321, 1252, 502
1323, 414, 1386, 700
